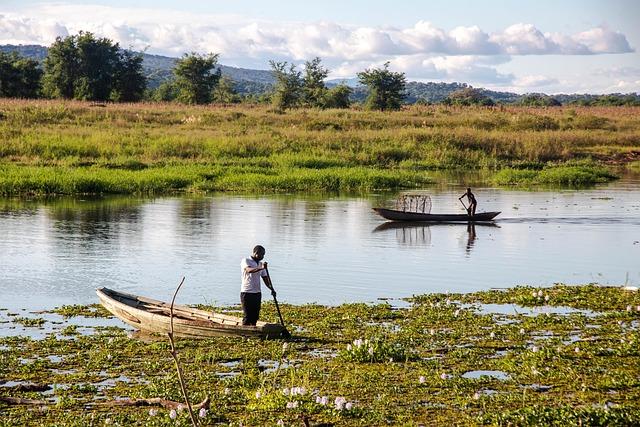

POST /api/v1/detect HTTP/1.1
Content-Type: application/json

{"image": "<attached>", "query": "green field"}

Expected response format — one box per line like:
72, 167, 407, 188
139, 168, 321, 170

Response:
1, 100, 639, 195
1, 284, 639, 425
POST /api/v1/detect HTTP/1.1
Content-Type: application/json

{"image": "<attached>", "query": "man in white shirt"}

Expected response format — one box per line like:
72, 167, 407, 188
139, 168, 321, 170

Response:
240, 245, 275, 326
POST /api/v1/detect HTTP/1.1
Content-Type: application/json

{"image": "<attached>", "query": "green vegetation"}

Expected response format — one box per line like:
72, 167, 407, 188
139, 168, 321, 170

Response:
11, 316, 46, 327
518, 94, 562, 107
1, 284, 639, 425
357, 62, 407, 111
0, 51, 42, 98
493, 164, 617, 186
444, 87, 495, 106
43, 32, 146, 102
0, 100, 637, 195
173, 52, 222, 105
269, 60, 303, 111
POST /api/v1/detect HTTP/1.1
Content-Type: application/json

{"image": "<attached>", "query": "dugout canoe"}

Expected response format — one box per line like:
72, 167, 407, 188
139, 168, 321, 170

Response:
96, 287, 286, 339
372, 208, 501, 222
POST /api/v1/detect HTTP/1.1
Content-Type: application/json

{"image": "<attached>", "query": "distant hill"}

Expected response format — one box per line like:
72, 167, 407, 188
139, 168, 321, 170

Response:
2, 44, 638, 104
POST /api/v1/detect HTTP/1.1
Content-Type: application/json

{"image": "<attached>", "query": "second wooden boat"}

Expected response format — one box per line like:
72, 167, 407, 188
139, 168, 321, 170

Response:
372, 207, 500, 222
96, 287, 286, 339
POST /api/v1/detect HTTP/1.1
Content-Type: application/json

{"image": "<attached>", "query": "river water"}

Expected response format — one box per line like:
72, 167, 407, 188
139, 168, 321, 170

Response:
1, 176, 639, 310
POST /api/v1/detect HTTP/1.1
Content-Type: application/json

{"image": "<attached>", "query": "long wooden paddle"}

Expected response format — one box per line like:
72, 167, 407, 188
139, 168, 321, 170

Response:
459, 198, 471, 216
264, 266, 291, 339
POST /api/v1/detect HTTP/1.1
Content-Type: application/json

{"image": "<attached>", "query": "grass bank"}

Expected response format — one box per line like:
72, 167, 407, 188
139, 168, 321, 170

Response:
1, 100, 638, 194
1, 284, 639, 425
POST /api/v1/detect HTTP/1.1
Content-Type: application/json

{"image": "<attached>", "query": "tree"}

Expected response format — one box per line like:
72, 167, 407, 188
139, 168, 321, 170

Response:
0, 51, 42, 98
323, 84, 352, 109
357, 62, 406, 111
269, 61, 303, 111
73, 32, 120, 100
42, 35, 79, 99
173, 52, 221, 104
42, 32, 147, 101
518, 93, 561, 107
444, 87, 494, 106
112, 49, 147, 102
212, 75, 240, 103
152, 81, 178, 102
302, 57, 329, 108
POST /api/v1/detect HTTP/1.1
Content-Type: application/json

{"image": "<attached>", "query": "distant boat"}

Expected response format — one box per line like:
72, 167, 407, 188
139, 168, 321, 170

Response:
372, 208, 501, 222
97, 287, 286, 339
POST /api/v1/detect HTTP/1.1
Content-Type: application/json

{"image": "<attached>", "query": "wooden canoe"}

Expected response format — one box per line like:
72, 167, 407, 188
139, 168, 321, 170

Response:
372, 208, 501, 222
96, 287, 286, 339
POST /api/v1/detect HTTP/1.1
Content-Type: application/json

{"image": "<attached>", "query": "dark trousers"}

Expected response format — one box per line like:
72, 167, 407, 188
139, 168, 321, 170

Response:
241, 292, 261, 326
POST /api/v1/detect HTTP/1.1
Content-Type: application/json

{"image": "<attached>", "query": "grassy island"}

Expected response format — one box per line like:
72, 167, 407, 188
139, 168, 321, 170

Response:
1, 284, 639, 425
1, 100, 638, 195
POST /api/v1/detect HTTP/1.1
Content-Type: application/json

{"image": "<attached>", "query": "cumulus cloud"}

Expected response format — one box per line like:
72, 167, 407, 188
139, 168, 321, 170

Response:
0, 6, 633, 59
0, 4, 636, 92
513, 75, 560, 87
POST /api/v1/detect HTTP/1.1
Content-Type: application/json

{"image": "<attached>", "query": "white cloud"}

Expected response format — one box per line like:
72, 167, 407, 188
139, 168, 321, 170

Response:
1, 6, 633, 59
573, 27, 632, 54
0, 4, 636, 93
513, 75, 559, 87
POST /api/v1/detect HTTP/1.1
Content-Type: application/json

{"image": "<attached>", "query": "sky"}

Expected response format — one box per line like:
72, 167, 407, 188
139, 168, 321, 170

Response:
1, 0, 639, 94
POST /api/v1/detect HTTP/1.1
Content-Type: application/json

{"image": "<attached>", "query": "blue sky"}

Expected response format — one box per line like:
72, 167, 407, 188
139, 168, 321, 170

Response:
1, 0, 638, 93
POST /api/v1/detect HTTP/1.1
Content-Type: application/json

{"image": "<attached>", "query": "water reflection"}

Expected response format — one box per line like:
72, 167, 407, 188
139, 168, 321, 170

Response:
373, 222, 432, 246
372, 221, 499, 254
1, 176, 640, 310
466, 223, 476, 254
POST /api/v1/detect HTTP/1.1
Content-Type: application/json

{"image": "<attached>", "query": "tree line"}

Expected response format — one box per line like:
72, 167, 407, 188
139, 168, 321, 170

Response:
3, 32, 638, 109
0, 32, 407, 111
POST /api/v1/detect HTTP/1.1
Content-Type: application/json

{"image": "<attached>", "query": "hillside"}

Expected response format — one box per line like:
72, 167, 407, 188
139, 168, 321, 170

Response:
2, 44, 638, 104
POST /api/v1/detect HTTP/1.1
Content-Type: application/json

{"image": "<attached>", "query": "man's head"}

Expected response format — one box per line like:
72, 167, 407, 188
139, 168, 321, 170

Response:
252, 245, 266, 261
466, 187, 472, 193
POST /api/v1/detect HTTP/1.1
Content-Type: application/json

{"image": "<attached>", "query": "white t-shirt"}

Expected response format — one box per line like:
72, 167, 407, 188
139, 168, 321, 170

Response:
240, 257, 267, 293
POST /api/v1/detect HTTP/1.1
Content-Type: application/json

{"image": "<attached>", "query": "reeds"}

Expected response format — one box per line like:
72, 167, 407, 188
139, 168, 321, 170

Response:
1, 100, 636, 194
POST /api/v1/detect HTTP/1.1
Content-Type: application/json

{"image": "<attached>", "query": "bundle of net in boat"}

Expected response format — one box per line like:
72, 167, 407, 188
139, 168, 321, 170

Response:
394, 194, 432, 213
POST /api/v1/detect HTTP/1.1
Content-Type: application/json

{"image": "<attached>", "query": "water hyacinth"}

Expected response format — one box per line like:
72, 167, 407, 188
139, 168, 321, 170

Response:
277, 420, 285, 426
440, 373, 448, 380
473, 392, 481, 400
255, 391, 262, 399
286, 401, 299, 409
148, 408, 158, 416
419, 376, 426, 384
169, 409, 177, 419
316, 396, 329, 405
334, 397, 347, 410
199, 408, 208, 418
342, 337, 408, 363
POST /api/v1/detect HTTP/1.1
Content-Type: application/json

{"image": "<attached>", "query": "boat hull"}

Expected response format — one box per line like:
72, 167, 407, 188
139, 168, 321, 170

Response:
372, 208, 500, 222
97, 287, 286, 339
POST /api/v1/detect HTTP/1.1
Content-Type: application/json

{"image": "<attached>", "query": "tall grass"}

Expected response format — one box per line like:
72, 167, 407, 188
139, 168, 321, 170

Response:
0, 100, 637, 194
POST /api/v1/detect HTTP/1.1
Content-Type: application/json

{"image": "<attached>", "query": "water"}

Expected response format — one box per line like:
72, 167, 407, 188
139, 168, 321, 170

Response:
1, 177, 639, 311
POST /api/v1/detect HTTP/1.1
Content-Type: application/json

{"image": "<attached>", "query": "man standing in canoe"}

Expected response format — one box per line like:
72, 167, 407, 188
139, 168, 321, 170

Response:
459, 187, 477, 216
240, 245, 276, 326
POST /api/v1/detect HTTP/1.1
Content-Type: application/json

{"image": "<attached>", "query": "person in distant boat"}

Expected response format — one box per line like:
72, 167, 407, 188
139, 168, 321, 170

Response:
240, 245, 275, 326
459, 187, 477, 216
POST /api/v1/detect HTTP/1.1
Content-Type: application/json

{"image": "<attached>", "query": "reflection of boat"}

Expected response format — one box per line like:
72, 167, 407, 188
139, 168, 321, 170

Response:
373, 221, 500, 233
372, 208, 500, 222
97, 287, 286, 339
